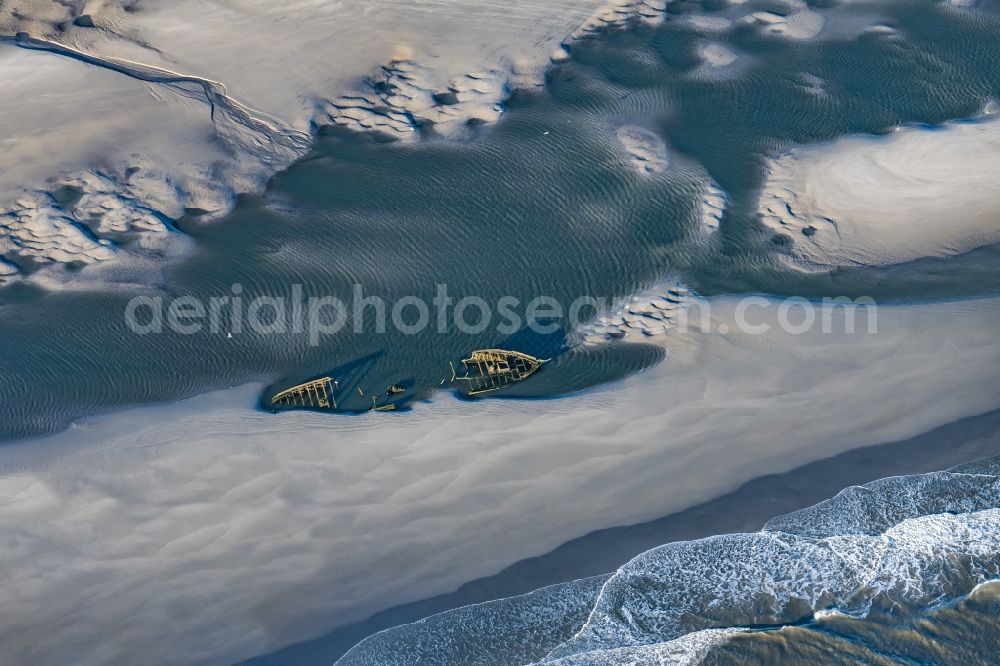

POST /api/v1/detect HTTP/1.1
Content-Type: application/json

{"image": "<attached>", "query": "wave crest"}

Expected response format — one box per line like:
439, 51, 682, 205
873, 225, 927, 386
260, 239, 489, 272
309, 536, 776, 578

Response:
339, 459, 1000, 665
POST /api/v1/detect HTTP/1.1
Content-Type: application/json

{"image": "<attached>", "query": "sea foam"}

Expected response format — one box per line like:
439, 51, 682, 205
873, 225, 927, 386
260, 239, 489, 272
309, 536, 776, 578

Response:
339, 460, 1000, 665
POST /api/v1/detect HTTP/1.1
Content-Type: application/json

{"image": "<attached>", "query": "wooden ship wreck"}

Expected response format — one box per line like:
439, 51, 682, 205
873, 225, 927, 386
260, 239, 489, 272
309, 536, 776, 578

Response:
271, 377, 338, 409
270, 349, 547, 413
450, 349, 548, 396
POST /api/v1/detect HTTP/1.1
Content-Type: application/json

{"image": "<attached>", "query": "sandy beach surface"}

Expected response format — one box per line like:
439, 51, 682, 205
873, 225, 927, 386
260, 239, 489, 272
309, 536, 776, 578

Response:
259, 407, 1000, 663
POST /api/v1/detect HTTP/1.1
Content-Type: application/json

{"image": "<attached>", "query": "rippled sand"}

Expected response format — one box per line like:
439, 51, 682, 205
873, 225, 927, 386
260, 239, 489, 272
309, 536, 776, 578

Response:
0, 0, 607, 285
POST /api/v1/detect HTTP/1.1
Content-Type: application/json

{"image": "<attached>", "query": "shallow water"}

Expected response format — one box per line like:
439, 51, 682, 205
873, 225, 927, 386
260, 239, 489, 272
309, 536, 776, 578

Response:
705, 581, 1000, 666
2, 0, 1000, 442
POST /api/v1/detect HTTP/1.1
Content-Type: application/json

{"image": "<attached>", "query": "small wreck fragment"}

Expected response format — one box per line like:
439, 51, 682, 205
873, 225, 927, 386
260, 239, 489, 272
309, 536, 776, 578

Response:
451, 349, 548, 396
370, 398, 397, 412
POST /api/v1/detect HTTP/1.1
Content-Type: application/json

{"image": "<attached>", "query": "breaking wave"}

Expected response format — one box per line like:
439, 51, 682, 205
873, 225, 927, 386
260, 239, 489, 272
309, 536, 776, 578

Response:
338, 457, 1000, 665
336, 577, 609, 666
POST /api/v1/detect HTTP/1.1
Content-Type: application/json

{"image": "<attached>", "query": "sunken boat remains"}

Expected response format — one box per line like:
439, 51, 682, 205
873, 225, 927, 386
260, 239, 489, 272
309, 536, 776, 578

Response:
270, 349, 547, 413
450, 349, 548, 396
271, 377, 338, 409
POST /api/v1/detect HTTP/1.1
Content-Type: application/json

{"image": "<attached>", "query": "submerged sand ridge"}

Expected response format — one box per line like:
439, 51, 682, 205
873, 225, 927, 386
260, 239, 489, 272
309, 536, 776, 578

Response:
760, 116, 1000, 270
